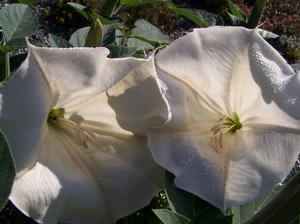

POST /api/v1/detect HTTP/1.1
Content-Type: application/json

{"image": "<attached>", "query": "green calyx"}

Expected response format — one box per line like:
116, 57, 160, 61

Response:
222, 112, 242, 134
48, 108, 65, 124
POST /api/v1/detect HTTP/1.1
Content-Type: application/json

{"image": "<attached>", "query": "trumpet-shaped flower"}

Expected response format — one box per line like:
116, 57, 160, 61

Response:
109, 27, 300, 211
0, 43, 170, 224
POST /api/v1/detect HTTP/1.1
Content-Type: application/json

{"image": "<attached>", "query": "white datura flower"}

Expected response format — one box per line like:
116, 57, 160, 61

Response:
0, 43, 170, 224
108, 27, 300, 211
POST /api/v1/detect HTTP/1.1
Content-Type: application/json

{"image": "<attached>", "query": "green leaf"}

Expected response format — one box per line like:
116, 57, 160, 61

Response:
67, 2, 87, 11
0, 4, 38, 41
165, 172, 227, 223
10, 53, 26, 72
0, 130, 16, 211
227, 13, 247, 26
106, 45, 136, 58
18, 0, 40, 4
245, 172, 300, 224
291, 63, 300, 73
246, 0, 267, 28
67, 2, 94, 22
127, 19, 170, 50
226, 0, 247, 22
102, 25, 115, 46
291, 215, 300, 224
85, 18, 103, 47
120, 0, 168, 6
167, 5, 209, 27
48, 34, 73, 48
27, 38, 45, 47
69, 27, 90, 47
232, 185, 282, 224
6, 37, 26, 47
70, 25, 115, 47
0, 45, 23, 53
100, 0, 118, 17
187, 9, 223, 26
153, 209, 191, 224
99, 16, 114, 25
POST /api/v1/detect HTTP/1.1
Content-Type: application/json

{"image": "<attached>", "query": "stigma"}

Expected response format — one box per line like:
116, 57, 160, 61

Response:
210, 112, 242, 152
48, 108, 95, 149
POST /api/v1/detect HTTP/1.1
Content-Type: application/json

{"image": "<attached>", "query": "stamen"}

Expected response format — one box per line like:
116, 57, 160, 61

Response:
210, 112, 242, 152
48, 108, 95, 148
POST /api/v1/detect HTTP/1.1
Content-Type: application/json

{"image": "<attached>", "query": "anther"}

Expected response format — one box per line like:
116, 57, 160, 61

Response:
48, 108, 96, 148
210, 112, 242, 152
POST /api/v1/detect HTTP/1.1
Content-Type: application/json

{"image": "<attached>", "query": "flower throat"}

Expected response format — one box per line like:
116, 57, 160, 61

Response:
210, 112, 242, 152
48, 108, 95, 149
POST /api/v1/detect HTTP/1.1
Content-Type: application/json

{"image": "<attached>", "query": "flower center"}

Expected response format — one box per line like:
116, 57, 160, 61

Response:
47, 108, 95, 149
210, 112, 242, 152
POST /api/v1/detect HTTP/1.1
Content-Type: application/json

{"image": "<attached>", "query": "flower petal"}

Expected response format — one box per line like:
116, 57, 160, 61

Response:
107, 55, 171, 133
226, 130, 300, 207
155, 26, 256, 114
28, 43, 152, 107
248, 30, 300, 119
10, 93, 164, 224
148, 131, 228, 209
3, 43, 157, 173
0, 57, 51, 173
145, 27, 300, 211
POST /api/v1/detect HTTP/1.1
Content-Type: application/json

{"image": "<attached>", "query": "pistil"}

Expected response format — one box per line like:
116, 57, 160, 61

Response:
210, 112, 242, 152
48, 108, 95, 149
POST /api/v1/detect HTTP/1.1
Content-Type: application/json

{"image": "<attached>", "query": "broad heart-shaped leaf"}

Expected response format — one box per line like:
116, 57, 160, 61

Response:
232, 185, 282, 224
69, 27, 90, 47
167, 5, 209, 27
165, 172, 228, 223
0, 130, 15, 211
106, 45, 137, 58
186, 9, 223, 26
0, 45, 23, 53
6, 37, 45, 48
48, 34, 73, 48
69, 25, 115, 47
120, 0, 168, 6
153, 209, 191, 224
127, 19, 170, 50
0, 4, 38, 41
